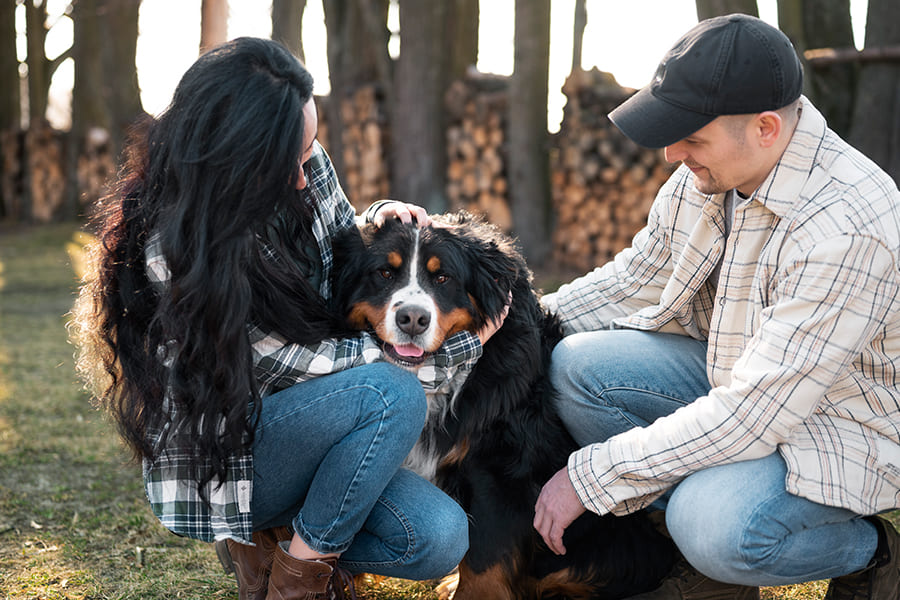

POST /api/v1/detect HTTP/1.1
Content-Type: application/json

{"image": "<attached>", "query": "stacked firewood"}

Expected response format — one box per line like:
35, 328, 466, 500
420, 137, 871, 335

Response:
317, 87, 390, 212
551, 68, 676, 271
25, 123, 66, 222
77, 127, 116, 209
445, 71, 512, 230
0, 129, 23, 220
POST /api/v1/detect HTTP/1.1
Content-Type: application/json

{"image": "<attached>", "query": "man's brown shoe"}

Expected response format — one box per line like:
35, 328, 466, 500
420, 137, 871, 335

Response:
215, 526, 294, 600
825, 517, 900, 599
626, 555, 760, 599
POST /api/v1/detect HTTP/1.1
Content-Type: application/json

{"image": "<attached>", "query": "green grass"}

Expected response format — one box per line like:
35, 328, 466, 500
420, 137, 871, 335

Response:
0, 221, 891, 599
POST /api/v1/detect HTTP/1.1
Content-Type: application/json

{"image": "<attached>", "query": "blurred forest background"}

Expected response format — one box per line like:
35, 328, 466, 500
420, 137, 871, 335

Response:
1, 0, 898, 269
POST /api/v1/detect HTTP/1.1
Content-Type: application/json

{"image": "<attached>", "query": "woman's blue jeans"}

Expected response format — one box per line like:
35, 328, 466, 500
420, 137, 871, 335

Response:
250, 362, 468, 579
550, 329, 878, 586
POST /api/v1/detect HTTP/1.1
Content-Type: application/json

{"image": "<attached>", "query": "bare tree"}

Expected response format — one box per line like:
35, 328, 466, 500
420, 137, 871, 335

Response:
272, 0, 307, 62
65, 0, 144, 218
387, 0, 479, 212
447, 0, 479, 79
24, 0, 70, 126
391, 1, 453, 212
695, 0, 758, 20
779, 0, 856, 136
507, 0, 552, 265
0, 0, 18, 131
0, 0, 18, 219
572, 0, 587, 72
848, 0, 900, 182
200, 0, 228, 54
322, 0, 390, 183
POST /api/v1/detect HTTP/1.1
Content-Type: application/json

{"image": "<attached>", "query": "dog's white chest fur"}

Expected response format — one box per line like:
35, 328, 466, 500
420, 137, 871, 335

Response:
403, 390, 453, 482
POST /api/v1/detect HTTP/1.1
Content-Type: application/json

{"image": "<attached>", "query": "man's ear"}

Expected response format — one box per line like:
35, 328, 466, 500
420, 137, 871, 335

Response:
755, 111, 783, 148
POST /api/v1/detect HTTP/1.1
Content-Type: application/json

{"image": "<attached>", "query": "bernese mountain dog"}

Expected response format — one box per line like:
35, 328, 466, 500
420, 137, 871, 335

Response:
332, 212, 676, 599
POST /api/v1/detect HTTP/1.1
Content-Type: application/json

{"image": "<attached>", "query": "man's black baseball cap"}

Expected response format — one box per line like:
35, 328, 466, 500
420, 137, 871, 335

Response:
608, 13, 803, 149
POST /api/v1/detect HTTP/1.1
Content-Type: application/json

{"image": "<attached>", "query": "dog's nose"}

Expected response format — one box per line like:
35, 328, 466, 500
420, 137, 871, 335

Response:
396, 305, 431, 336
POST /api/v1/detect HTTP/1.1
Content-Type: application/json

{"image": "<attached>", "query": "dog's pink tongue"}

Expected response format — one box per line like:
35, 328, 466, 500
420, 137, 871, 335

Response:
393, 343, 425, 358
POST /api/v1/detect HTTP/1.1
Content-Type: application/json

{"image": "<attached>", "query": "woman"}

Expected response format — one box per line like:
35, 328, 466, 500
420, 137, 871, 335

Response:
71, 38, 501, 600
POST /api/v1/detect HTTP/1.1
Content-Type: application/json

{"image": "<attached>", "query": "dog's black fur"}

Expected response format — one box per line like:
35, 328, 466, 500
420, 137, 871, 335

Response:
332, 212, 675, 599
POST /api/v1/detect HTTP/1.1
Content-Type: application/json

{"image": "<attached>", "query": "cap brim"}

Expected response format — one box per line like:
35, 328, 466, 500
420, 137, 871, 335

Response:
608, 86, 716, 149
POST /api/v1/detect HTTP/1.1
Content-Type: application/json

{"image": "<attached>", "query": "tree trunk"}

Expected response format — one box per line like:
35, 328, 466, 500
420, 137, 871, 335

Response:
781, 0, 856, 137
572, 0, 587, 72
322, 0, 390, 184
272, 0, 306, 62
0, 0, 19, 219
65, 0, 143, 219
200, 0, 228, 55
507, 0, 552, 266
391, 0, 451, 212
103, 0, 144, 160
24, 0, 50, 126
447, 0, 479, 80
0, 0, 19, 131
848, 0, 900, 183
695, 0, 759, 20
67, 0, 107, 220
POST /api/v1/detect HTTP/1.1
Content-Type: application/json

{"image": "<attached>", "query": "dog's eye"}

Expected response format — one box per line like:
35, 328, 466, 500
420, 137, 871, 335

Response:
435, 274, 450, 284
378, 269, 393, 280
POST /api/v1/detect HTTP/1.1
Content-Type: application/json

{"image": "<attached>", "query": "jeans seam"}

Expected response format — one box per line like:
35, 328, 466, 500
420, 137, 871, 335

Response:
338, 495, 416, 570
601, 386, 694, 406
596, 386, 692, 429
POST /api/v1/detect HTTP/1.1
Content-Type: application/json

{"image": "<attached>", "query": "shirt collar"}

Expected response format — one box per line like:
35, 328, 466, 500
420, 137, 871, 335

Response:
752, 96, 826, 219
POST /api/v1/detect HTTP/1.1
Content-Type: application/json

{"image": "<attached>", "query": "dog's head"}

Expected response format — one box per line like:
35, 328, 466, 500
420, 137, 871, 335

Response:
332, 212, 526, 369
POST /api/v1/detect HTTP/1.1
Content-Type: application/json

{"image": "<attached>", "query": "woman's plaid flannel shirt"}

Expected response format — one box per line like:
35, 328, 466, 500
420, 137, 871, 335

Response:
142, 142, 482, 543
543, 98, 900, 518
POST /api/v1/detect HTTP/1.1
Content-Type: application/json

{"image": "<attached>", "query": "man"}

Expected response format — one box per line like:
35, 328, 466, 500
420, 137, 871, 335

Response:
534, 13, 900, 600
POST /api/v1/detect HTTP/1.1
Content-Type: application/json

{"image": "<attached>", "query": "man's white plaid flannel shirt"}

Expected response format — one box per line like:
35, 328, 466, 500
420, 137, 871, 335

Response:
543, 98, 900, 518
142, 142, 482, 543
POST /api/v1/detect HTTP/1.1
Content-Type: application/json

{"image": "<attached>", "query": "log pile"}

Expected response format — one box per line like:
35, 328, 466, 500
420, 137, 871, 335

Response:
340, 86, 390, 212
551, 68, 676, 271
25, 123, 66, 222
3, 69, 676, 275
77, 127, 116, 210
445, 71, 512, 230
0, 129, 24, 220
316, 87, 390, 213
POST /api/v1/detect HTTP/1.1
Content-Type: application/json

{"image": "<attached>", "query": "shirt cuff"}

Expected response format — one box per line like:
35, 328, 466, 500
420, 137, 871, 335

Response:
362, 200, 397, 224
567, 444, 616, 516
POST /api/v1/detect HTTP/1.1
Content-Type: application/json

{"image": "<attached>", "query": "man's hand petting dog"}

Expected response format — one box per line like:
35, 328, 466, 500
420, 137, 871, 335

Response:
477, 291, 511, 346
534, 466, 587, 556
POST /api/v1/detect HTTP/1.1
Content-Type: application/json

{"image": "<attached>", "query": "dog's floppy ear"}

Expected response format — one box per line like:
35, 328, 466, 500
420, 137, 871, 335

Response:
446, 215, 525, 322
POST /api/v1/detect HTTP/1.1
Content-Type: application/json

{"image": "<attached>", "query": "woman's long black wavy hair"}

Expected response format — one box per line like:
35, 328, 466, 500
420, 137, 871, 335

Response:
71, 37, 343, 499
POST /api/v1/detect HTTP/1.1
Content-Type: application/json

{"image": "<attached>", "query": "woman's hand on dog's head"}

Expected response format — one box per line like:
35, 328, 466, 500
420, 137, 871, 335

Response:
372, 200, 432, 228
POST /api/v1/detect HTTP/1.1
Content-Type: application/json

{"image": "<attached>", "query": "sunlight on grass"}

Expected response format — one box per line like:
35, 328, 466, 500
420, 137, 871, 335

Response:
64, 230, 95, 281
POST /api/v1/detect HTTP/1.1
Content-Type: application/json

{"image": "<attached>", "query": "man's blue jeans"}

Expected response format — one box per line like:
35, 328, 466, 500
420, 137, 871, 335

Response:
550, 329, 877, 586
250, 362, 468, 579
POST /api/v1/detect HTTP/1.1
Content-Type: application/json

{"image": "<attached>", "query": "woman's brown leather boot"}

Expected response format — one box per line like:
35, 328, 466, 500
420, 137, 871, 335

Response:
216, 526, 294, 600
266, 541, 356, 600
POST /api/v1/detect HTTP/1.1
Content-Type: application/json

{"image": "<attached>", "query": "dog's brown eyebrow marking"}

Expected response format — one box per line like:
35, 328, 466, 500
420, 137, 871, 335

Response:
426, 255, 441, 273
388, 251, 403, 268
